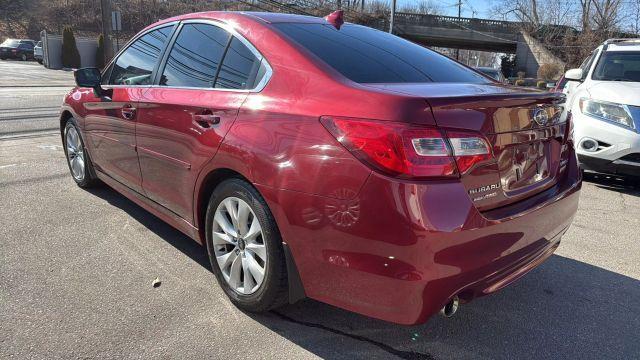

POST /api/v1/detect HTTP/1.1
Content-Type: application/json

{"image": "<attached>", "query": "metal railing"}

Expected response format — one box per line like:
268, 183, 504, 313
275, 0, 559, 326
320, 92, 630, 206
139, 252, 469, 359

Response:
394, 13, 517, 34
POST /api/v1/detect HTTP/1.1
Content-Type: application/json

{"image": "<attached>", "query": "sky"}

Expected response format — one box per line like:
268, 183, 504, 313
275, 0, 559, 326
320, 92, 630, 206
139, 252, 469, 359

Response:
406, 0, 495, 18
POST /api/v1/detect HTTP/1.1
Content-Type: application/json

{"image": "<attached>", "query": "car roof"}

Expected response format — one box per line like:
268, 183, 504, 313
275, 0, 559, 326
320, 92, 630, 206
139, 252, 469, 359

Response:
156, 11, 327, 25
605, 42, 640, 52
237, 11, 330, 23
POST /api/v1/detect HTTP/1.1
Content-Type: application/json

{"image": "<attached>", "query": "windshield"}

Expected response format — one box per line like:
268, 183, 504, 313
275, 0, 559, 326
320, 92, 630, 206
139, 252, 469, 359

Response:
478, 69, 500, 80
592, 51, 640, 82
273, 23, 489, 84
1, 39, 20, 47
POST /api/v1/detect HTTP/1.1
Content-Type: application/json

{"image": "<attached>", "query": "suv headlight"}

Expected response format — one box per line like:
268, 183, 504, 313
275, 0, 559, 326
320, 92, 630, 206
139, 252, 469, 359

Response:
579, 98, 635, 129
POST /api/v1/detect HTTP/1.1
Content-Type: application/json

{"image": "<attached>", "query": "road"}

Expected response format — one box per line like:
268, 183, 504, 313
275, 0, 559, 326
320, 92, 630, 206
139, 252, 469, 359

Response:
1, 61, 639, 360
0, 61, 74, 139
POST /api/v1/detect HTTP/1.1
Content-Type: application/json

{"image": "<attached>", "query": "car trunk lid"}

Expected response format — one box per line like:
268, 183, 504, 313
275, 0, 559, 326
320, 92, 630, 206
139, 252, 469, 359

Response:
364, 83, 570, 211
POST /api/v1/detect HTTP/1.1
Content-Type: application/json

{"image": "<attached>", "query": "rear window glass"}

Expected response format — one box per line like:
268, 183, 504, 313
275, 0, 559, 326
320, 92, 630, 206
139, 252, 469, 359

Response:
1, 39, 20, 47
273, 23, 488, 84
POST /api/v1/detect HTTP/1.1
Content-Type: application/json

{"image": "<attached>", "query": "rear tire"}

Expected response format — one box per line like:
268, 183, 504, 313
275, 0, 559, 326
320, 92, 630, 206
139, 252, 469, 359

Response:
205, 178, 288, 312
63, 118, 100, 188
20, 54, 27, 61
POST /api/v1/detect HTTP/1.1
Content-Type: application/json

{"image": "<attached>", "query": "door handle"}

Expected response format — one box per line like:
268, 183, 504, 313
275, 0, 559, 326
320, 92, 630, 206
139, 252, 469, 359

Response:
193, 114, 221, 128
121, 104, 136, 120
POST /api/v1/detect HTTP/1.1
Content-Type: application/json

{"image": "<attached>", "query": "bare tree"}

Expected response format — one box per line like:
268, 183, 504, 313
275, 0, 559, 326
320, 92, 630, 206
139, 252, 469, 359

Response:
400, 0, 442, 15
591, 0, 623, 34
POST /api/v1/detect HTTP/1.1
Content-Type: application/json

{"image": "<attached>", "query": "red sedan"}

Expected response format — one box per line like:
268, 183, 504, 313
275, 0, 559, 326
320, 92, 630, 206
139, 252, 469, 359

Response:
60, 11, 581, 325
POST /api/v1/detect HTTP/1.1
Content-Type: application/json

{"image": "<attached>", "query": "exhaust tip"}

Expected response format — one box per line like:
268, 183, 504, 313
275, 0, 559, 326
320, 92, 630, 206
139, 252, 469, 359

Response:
440, 296, 459, 318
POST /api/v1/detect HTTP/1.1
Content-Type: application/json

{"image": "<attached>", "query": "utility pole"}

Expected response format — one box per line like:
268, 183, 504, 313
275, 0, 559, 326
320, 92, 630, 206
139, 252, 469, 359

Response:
389, 0, 396, 33
455, 0, 462, 60
100, 0, 113, 62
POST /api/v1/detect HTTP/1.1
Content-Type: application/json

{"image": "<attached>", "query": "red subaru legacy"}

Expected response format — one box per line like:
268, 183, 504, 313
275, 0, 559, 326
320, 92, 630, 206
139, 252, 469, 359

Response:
60, 11, 581, 325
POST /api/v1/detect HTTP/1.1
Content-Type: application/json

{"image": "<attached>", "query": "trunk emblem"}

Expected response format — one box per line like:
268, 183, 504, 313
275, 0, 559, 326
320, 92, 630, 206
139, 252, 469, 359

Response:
468, 183, 501, 195
532, 108, 549, 126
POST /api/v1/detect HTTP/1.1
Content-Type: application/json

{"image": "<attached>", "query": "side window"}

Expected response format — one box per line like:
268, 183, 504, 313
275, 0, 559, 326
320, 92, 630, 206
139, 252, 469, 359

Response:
101, 62, 114, 85
580, 51, 597, 79
215, 37, 262, 90
160, 24, 230, 88
109, 26, 173, 85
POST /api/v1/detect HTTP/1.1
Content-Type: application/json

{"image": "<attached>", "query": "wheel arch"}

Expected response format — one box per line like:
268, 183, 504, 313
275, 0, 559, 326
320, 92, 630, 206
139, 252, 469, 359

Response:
194, 167, 248, 244
60, 110, 74, 135
194, 167, 306, 304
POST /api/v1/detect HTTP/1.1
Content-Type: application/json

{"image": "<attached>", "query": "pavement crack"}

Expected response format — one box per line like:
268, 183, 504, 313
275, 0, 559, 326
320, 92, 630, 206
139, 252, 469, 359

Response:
271, 311, 436, 360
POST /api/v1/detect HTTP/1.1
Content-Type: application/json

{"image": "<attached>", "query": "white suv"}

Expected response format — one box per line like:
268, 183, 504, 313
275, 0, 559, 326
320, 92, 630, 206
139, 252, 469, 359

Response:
563, 39, 640, 179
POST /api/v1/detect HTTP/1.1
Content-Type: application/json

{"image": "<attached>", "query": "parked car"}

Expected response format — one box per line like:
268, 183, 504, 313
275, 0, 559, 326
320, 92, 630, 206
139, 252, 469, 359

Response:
0, 39, 35, 61
562, 38, 640, 179
474, 66, 506, 82
61, 11, 581, 325
553, 75, 568, 92
34, 41, 43, 64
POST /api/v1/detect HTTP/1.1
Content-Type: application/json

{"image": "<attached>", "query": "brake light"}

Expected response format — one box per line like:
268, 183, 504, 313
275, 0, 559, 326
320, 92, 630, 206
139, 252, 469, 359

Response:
320, 117, 492, 178
565, 112, 574, 144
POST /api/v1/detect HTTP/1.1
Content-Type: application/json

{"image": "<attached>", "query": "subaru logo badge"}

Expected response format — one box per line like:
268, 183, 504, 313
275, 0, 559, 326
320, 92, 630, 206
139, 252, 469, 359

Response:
533, 108, 549, 126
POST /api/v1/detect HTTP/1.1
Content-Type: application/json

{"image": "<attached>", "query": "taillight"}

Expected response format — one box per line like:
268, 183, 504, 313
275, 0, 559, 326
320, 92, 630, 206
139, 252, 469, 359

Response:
445, 130, 492, 174
565, 112, 574, 144
320, 116, 492, 179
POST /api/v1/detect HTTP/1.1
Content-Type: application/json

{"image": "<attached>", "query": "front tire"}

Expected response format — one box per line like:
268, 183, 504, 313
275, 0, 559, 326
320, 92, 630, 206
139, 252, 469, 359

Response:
63, 119, 99, 188
205, 178, 288, 312
20, 54, 27, 61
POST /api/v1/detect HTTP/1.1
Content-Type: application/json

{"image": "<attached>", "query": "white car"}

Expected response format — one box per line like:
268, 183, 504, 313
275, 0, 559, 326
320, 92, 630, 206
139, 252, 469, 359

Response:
33, 41, 43, 64
563, 39, 640, 179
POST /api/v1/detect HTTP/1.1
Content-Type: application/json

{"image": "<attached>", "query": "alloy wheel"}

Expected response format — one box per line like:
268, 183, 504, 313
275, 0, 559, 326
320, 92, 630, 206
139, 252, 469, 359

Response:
65, 126, 85, 181
212, 197, 267, 295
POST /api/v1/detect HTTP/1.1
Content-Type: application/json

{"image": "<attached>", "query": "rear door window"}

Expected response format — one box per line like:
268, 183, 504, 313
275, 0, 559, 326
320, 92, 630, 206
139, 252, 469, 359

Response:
159, 23, 230, 88
109, 26, 173, 85
273, 23, 488, 84
215, 37, 262, 90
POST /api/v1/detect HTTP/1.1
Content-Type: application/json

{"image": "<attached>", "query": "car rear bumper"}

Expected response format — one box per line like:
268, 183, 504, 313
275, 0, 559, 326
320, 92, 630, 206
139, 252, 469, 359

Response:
258, 152, 581, 325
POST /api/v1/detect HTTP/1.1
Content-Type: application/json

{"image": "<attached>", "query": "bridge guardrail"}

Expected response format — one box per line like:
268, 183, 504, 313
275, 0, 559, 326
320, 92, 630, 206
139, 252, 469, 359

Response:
394, 13, 518, 34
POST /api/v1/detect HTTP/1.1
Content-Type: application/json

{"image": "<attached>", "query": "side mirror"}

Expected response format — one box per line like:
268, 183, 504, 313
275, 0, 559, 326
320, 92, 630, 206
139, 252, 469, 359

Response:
74, 67, 109, 97
564, 68, 583, 82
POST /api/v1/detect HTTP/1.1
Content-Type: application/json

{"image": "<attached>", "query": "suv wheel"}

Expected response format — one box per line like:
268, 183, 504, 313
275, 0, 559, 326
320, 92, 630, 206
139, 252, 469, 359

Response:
205, 179, 288, 312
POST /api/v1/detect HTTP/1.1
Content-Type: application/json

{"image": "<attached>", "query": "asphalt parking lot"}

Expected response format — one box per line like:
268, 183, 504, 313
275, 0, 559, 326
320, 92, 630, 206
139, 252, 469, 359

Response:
1, 61, 639, 359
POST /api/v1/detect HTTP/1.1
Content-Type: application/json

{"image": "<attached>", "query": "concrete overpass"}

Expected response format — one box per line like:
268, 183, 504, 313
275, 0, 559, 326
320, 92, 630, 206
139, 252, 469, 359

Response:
391, 13, 519, 53
387, 12, 565, 76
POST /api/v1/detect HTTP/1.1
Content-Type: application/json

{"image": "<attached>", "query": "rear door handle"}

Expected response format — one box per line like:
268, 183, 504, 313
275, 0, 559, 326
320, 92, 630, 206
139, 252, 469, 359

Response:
193, 114, 221, 128
121, 104, 136, 120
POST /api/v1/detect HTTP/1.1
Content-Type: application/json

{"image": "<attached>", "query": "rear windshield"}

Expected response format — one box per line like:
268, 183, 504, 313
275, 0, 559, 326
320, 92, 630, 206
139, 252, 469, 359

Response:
273, 23, 489, 84
1, 39, 20, 47
592, 51, 640, 82
478, 69, 499, 79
